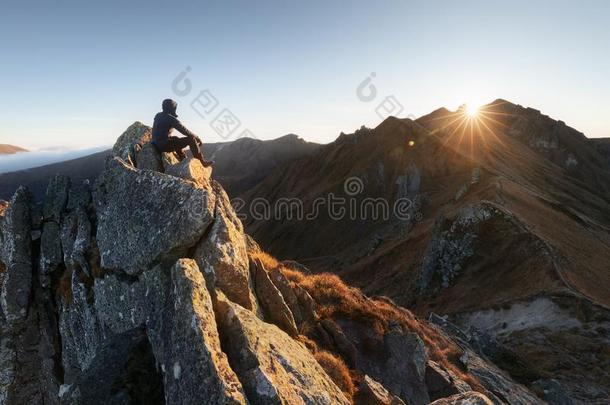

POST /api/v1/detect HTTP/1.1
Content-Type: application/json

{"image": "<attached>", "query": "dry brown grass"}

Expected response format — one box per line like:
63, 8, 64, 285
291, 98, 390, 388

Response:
280, 267, 483, 391
296, 334, 355, 402
314, 350, 356, 401
250, 249, 482, 392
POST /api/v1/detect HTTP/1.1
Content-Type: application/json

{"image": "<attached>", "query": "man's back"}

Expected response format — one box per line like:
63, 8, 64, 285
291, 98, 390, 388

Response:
152, 111, 175, 147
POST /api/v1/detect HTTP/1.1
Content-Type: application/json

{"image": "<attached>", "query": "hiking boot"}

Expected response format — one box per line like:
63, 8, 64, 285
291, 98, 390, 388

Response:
201, 160, 214, 167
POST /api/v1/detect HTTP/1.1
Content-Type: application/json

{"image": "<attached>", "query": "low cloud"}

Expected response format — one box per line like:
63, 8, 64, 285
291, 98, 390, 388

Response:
0, 146, 110, 174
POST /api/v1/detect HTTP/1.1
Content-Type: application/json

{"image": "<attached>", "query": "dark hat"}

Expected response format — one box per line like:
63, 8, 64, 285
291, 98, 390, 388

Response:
162, 99, 178, 115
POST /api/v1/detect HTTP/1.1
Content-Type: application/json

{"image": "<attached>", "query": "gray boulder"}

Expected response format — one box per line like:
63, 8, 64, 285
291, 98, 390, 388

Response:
426, 360, 472, 400
165, 157, 212, 188
0, 187, 33, 324
193, 182, 258, 311
39, 175, 70, 286
61, 259, 247, 404
135, 142, 164, 172
112, 121, 151, 164
94, 158, 215, 275
251, 257, 298, 336
336, 318, 430, 405
357, 375, 406, 405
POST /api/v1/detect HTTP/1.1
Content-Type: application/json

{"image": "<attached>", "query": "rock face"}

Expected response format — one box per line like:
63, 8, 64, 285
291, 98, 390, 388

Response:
112, 121, 151, 164
357, 375, 406, 405
166, 158, 212, 188
215, 292, 350, 405
0, 187, 33, 323
94, 158, 215, 275
0, 123, 545, 405
193, 182, 258, 311
429, 391, 494, 405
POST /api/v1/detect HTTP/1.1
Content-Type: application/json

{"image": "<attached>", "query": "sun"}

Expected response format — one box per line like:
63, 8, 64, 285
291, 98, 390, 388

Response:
464, 103, 480, 118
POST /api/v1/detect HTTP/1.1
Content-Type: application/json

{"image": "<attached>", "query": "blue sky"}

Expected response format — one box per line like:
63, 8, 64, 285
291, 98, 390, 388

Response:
1, 0, 609, 149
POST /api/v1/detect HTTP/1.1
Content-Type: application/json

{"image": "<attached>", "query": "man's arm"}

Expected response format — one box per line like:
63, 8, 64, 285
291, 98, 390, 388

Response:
169, 115, 197, 139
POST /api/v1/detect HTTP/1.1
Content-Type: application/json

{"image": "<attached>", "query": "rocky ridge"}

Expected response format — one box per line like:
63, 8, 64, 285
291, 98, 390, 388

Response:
0, 123, 541, 404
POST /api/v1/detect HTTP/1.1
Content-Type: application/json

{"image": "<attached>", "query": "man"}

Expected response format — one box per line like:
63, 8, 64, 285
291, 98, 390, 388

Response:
151, 98, 213, 167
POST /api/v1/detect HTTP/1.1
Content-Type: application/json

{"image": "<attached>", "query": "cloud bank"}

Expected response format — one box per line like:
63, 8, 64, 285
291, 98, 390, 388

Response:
0, 146, 110, 174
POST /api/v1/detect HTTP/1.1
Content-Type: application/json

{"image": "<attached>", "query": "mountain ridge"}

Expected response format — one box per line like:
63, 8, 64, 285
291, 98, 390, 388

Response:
0, 122, 538, 404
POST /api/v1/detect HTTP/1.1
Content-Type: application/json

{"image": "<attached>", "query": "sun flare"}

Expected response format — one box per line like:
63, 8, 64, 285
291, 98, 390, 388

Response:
464, 103, 480, 118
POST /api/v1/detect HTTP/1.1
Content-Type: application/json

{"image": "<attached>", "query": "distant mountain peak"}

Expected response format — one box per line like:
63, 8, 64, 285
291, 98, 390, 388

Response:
0, 144, 28, 154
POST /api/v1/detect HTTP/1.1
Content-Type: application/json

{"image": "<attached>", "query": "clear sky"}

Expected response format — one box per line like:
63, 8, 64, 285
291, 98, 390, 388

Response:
1, 0, 609, 149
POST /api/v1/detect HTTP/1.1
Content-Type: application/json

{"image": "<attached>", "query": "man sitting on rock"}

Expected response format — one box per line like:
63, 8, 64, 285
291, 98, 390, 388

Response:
152, 98, 213, 167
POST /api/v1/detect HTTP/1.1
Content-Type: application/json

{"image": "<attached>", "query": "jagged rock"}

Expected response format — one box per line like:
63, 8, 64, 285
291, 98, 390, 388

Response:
336, 319, 430, 405
165, 157, 212, 188
112, 121, 151, 164
429, 391, 494, 405
215, 292, 351, 405
0, 187, 33, 324
426, 360, 471, 400
150, 259, 247, 404
292, 284, 318, 324
251, 257, 298, 336
61, 259, 248, 404
268, 266, 312, 330
94, 158, 215, 275
357, 374, 406, 405
420, 202, 510, 291
42, 175, 71, 222
135, 142, 164, 172
60, 208, 92, 277
429, 316, 541, 404
39, 175, 70, 286
193, 182, 257, 311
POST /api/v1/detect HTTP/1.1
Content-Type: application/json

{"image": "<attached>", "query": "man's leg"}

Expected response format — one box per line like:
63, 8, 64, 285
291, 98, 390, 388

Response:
161, 137, 190, 160
187, 137, 214, 167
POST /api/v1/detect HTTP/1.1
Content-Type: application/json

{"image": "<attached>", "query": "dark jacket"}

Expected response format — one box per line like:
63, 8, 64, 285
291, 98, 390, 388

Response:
151, 112, 196, 148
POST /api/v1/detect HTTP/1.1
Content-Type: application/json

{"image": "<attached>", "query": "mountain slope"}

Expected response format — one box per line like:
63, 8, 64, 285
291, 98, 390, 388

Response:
0, 122, 534, 404
0, 149, 111, 200
204, 133, 320, 196
238, 100, 610, 402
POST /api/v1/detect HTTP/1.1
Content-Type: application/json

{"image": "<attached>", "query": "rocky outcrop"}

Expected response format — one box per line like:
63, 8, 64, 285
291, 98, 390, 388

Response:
251, 257, 299, 336
112, 121, 151, 164
429, 315, 542, 404
215, 292, 350, 405
94, 158, 215, 275
60, 259, 247, 404
193, 182, 258, 311
39, 175, 70, 287
0, 187, 33, 324
0, 123, 546, 405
